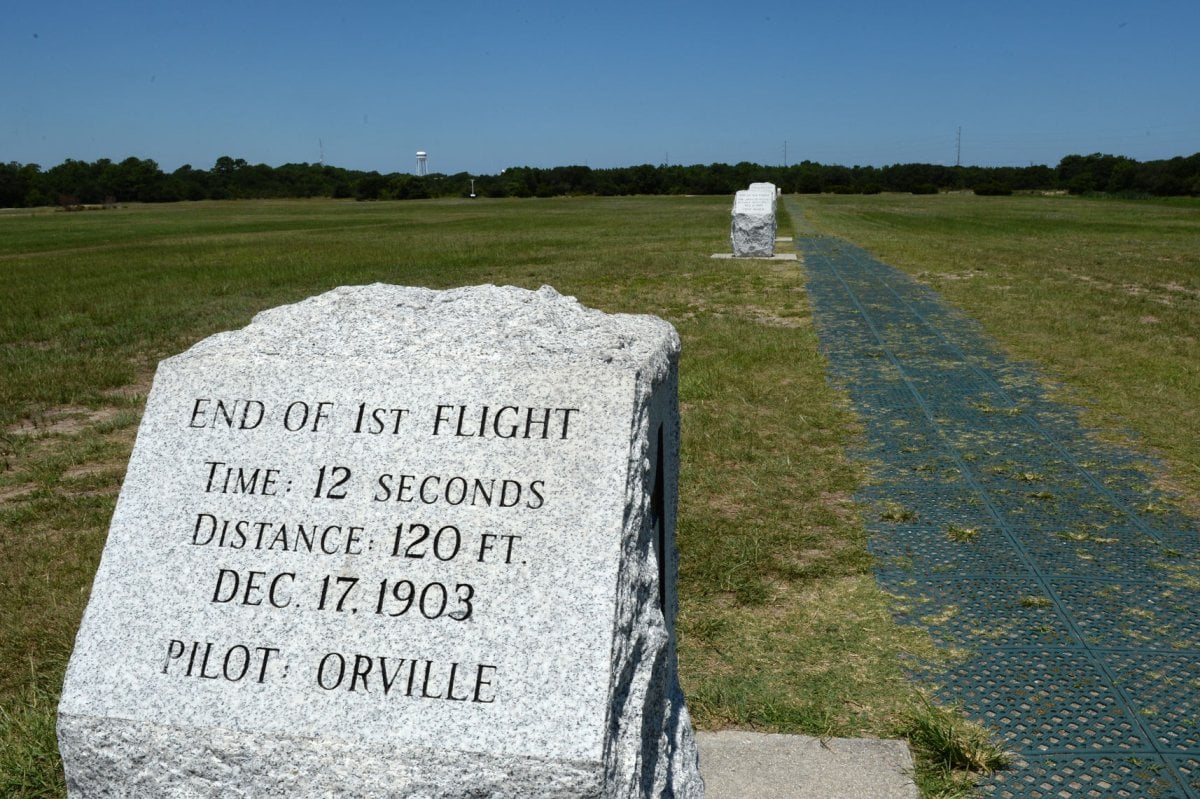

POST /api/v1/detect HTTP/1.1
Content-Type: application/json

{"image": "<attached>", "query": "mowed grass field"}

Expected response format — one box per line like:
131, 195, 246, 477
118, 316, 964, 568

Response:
2, 197, 940, 797
1, 193, 1196, 797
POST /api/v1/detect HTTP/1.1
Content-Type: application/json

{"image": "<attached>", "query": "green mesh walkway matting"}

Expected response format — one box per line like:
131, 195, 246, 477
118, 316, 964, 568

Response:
795, 229, 1200, 798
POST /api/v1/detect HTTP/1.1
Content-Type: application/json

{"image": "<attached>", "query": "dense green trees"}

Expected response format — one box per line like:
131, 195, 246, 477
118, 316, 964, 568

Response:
2, 152, 1198, 208
0, 162, 42, 207
1053, 152, 1200, 196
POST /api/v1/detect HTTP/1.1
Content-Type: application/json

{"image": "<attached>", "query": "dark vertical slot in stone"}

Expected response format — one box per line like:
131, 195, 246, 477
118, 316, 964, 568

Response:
651, 423, 666, 613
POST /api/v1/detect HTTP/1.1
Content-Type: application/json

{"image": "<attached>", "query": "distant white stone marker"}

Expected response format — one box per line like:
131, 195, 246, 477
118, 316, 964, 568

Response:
58, 284, 703, 798
731, 184, 777, 257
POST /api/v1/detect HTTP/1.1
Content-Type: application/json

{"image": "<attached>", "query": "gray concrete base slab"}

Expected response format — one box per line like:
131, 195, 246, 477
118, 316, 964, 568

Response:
710, 253, 798, 260
696, 731, 918, 799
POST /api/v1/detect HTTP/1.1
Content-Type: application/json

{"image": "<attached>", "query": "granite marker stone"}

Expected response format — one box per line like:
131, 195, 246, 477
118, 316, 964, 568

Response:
58, 283, 703, 798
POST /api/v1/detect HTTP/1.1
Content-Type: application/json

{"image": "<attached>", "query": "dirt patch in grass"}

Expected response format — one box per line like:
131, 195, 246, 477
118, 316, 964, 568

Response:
734, 305, 812, 328
1162, 280, 1200, 299
0, 483, 38, 502
60, 463, 123, 481
101, 372, 154, 401
5, 406, 123, 436
921, 269, 986, 281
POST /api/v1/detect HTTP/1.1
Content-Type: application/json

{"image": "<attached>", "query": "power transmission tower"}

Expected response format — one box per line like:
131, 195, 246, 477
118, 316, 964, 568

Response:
956, 127, 962, 167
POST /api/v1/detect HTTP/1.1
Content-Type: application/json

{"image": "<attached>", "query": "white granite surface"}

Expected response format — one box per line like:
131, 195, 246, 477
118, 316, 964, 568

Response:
59, 284, 702, 798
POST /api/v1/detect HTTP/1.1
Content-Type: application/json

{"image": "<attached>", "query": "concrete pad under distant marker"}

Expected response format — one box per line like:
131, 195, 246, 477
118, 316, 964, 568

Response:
696, 731, 918, 799
711, 253, 798, 260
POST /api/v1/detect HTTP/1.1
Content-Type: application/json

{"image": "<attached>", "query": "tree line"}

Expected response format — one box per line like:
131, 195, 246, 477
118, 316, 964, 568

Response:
2, 152, 1198, 208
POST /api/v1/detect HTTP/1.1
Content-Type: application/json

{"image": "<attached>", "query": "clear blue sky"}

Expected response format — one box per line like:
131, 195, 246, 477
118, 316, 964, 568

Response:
4, 0, 1198, 175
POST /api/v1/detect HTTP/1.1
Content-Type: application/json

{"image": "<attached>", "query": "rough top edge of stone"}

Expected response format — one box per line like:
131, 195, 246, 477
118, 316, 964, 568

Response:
169, 283, 679, 371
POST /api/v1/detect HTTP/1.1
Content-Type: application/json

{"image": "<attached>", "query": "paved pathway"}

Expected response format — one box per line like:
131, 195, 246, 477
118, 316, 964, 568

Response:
793, 213, 1200, 799
696, 731, 917, 798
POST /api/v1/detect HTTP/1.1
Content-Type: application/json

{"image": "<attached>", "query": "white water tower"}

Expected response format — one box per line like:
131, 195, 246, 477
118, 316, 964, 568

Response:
416, 151, 428, 176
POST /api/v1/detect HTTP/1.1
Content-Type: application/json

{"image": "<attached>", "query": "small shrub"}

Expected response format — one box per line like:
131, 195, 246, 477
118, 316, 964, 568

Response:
974, 182, 1013, 196
911, 184, 939, 195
